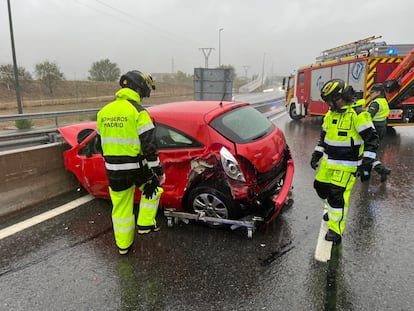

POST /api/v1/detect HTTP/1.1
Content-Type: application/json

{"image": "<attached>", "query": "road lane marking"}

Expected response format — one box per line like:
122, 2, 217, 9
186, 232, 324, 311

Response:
269, 111, 287, 121
314, 212, 333, 262
0, 194, 95, 240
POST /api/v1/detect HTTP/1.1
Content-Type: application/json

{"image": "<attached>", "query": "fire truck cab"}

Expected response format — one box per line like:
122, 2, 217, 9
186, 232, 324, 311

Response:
284, 36, 414, 125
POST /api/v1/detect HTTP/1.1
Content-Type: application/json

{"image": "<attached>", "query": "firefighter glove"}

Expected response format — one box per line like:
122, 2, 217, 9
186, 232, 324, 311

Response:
142, 174, 160, 199
357, 157, 373, 182
310, 151, 323, 170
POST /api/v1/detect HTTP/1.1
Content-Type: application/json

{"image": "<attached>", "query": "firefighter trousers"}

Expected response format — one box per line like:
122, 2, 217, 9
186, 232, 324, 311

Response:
313, 160, 356, 236
109, 185, 164, 250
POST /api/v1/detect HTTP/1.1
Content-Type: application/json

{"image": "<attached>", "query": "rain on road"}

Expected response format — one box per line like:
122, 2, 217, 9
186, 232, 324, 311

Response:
1, 109, 414, 311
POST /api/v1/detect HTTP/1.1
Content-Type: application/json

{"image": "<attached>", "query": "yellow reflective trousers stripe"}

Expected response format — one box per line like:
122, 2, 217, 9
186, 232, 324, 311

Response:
315, 159, 356, 235
110, 186, 136, 249
137, 186, 164, 227
109, 185, 164, 249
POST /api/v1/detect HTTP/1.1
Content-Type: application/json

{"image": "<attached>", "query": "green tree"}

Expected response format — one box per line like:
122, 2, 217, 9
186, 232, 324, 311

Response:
88, 59, 120, 82
217, 64, 236, 78
0, 64, 32, 90
174, 71, 192, 83
35, 61, 65, 94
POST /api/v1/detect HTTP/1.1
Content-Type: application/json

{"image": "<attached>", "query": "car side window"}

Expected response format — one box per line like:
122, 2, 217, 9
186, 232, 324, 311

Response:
155, 124, 202, 149
77, 129, 102, 156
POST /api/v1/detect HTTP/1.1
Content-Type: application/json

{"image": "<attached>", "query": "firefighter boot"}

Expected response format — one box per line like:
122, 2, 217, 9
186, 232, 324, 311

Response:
373, 163, 391, 182
325, 229, 342, 244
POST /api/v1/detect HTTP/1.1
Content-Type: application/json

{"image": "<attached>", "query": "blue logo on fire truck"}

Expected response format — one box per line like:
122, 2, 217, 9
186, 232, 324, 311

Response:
351, 62, 365, 81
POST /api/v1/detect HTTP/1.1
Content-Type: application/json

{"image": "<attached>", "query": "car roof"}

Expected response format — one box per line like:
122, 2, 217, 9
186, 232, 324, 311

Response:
58, 101, 251, 147
148, 100, 249, 125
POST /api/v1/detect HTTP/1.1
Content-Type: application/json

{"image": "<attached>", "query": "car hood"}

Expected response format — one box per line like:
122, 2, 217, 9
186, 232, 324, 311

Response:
58, 122, 97, 147
235, 127, 286, 173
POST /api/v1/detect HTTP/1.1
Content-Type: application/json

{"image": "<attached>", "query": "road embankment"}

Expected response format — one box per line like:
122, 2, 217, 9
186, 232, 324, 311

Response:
0, 143, 78, 218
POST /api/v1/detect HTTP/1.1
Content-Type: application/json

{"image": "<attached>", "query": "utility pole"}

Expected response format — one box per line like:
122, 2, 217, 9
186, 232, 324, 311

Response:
218, 28, 223, 67
199, 48, 214, 68
261, 52, 266, 87
7, 0, 23, 114
243, 65, 250, 80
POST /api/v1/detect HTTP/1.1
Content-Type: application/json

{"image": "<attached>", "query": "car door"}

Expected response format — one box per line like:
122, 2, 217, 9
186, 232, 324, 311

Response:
155, 123, 205, 209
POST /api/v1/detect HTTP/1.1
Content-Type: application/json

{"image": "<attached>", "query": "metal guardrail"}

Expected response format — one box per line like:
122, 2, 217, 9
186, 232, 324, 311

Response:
0, 97, 285, 150
0, 108, 100, 127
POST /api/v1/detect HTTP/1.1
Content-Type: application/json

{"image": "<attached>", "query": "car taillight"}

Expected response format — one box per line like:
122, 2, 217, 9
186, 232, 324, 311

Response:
219, 147, 246, 182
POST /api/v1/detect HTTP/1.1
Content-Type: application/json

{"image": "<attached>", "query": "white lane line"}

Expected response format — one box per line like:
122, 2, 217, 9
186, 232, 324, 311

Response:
314, 214, 333, 262
0, 194, 95, 240
269, 111, 287, 121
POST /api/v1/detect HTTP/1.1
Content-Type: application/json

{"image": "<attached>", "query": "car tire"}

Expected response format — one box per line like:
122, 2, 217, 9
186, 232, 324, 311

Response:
187, 185, 241, 226
289, 103, 302, 120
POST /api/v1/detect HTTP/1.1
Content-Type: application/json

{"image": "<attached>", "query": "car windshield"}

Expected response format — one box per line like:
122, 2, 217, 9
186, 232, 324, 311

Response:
210, 106, 275, 144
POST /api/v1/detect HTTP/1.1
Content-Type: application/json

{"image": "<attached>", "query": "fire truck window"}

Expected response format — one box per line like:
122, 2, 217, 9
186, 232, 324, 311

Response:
298, 72, 305, 85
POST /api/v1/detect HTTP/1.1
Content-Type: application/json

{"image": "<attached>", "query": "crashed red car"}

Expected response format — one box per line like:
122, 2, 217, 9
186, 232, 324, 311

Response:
58, 100, 294, 227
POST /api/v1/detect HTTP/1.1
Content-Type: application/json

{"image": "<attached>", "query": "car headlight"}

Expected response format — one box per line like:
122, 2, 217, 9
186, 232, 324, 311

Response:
220, 147, 246, 182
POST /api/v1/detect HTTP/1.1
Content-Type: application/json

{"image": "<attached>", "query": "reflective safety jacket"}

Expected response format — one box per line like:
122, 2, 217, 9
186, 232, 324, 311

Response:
96, 88, 162, 175
314, 104, 379, 172
368, 96, 390, 124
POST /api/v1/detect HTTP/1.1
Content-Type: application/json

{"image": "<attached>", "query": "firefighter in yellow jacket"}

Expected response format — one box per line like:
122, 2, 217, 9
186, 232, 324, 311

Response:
367, 83, 390, 141
310, 79, 379, 244
353, 93, 391, 182
97, 70, 165, 255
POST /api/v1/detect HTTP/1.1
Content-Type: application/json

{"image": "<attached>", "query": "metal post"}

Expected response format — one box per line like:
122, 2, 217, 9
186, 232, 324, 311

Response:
261, 53, 266, 87
243, 65, 250, 80
7, 0, 23, 114
219, 28, 223, 67
199, 48, 214, 68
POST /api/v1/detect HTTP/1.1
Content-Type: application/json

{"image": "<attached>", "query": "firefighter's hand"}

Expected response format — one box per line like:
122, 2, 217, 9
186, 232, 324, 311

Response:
356, 158, 373, 182
310, 151, 323, 170
142, 174, 160, 199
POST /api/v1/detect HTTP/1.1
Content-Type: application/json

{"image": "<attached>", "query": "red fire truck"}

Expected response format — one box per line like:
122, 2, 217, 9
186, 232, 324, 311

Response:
284, 36, 414, 126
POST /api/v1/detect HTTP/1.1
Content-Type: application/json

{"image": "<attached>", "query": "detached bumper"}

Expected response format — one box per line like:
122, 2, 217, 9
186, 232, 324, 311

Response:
266, 157, 294, 225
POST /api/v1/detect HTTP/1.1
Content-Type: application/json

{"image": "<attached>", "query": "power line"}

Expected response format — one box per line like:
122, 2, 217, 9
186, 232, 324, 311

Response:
73, 0, 208, 47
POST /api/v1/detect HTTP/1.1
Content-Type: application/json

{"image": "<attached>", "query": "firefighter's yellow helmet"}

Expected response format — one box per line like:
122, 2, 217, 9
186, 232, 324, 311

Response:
321, 79, 354, 102
119, 70, 156, 98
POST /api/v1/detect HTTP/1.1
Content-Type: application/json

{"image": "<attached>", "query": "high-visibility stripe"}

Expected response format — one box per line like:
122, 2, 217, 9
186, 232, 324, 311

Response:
356, 123, 374, 132
363, 151, 376, 159
112, 215, 135, 224
325, 157, 361, 167
101, 137, 140, 145
138, 123, 154, 135
105, 162, 142, 170
147, 159, 160, 168
113, 224, 135, 233
140, 201, 158, 209
324, 138, 363, 147
372, 160, 381, 167
315, 146, 325, 152
365, 57, 404, 102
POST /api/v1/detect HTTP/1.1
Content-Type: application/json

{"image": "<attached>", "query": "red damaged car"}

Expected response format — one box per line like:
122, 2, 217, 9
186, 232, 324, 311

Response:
58, 100, 294, 228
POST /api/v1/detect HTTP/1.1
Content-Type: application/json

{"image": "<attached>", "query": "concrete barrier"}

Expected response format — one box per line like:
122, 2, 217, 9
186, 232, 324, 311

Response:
0, 143, 79, 218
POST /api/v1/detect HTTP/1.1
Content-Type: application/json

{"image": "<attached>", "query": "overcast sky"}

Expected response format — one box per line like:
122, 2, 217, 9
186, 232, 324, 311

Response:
1, 0, 413, 80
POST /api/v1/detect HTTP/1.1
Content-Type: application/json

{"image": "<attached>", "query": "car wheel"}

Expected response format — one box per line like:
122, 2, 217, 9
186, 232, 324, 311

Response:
187, 186, 240, 226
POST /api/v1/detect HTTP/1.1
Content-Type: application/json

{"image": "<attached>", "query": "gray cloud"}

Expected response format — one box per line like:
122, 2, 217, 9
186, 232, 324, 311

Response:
1, 0, 413, 80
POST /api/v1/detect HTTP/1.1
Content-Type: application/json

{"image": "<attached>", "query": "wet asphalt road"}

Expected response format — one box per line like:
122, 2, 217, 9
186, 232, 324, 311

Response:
1, 111, 414, 311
